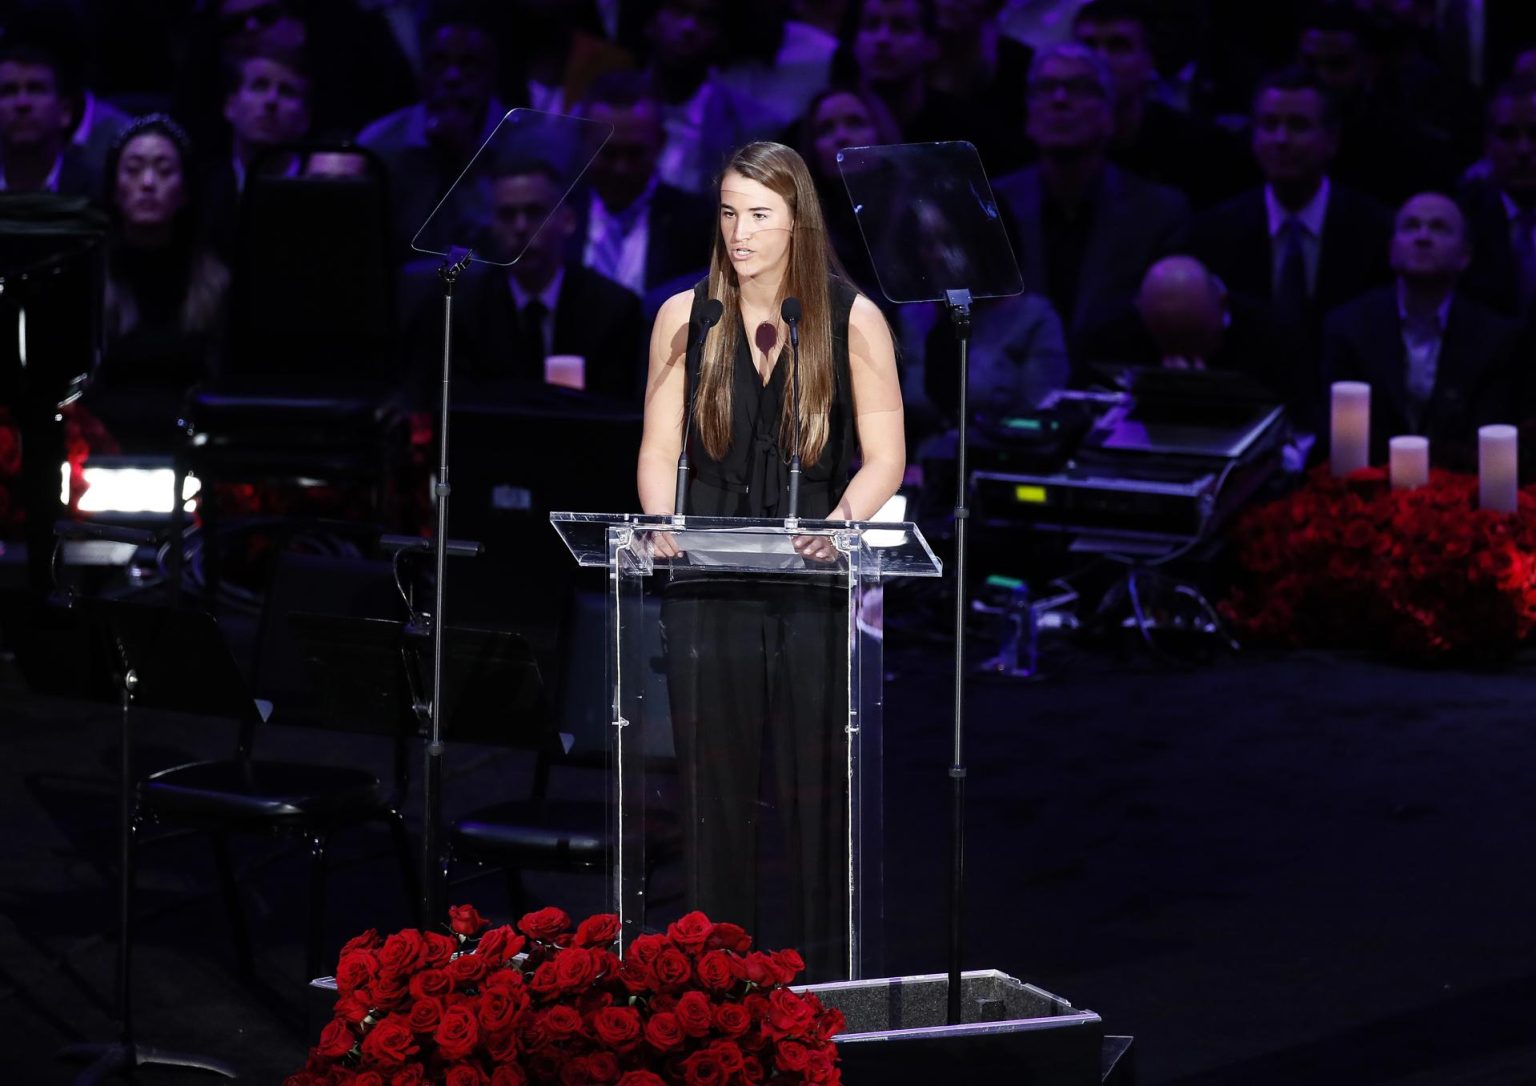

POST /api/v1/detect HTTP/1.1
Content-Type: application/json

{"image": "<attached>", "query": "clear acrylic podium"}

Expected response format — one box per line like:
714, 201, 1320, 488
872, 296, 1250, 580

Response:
551, 512, 940, 980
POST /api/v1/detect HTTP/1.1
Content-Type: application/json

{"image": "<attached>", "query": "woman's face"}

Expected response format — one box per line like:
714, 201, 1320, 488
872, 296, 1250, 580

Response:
115, 133, 186, 229
719, 169, 793, 282
810, 92, 879, 179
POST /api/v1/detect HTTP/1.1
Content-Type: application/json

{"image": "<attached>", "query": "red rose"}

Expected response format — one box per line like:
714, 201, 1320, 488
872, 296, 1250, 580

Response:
552, 946, 600, 991
625, 933, 667, 965
528, 961, 563, 997
485, 1026, 521, 1063
674, 991, 713, 1037
680, 1049, 727, 1086
336, 951, 379, 997
359, 1016, 419, 1068
707, 1039, 745, 1074
804, 1045, 838, 1083
447, 952, 490, 987
483, 967, 526, 992
539, 1004, 585, 1040
490, 1066, 529, 1086
712, 1002, 751, 1038
740, 1055, 766, 1084
353, 1073, 386, 1086
407, 997, 444, 1034
766, 989, 816, 1039
574, 913, 621, 948
390, 1067, 427, 1086
617, 958, 654, 993
335, 993, 371, 1025
707, 923, 752, 953
378, 931, 430, 976
434, 1003, 481, 1061
651, 948, 692, 991
425, 931, 459, 967
372, 971, 410, 1010
616, 1073, 667, 1086
561, 1052, 620, 1085
666, 911, 715, 953
449, 904, 489, 936
775, 1039, 813, 1072
408, 968, 454, 1001
643, 1011, 684, 1052
478, 986, 526, 1033
590, 1005, 643, 1050
315, 1017, 355, 1059
475, 926, 525, 965
741, 954, 778, 988
444, 1063, 489, 1086
519, 907, 571, 941
769, 949, 804, 984
695, 951, 738, 992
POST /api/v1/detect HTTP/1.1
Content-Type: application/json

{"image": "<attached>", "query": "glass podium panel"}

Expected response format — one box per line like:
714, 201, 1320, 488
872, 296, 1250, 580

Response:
551, 513, 940, 981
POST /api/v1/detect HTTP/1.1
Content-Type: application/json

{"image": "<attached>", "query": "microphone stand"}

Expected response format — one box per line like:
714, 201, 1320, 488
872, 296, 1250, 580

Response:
782, 299, 803, 524
944, 287, 973, 1024
674, 300, 724, 517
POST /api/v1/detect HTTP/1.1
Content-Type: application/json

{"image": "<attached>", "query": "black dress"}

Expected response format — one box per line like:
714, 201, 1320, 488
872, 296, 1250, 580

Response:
662, 276, 858, 979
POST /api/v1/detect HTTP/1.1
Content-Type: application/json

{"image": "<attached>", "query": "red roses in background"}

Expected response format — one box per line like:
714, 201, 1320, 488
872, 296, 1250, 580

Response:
288, 906, 844, 1086
1223, 466, 1536, 659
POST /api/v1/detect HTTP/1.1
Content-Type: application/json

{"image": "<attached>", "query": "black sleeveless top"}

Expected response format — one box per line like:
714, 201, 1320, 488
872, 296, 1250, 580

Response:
684, 277, 859, 519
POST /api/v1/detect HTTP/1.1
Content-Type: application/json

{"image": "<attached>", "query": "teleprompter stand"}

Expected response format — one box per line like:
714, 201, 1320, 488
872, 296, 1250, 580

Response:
405, 108, 609, 921
837, 140, 1024, 1022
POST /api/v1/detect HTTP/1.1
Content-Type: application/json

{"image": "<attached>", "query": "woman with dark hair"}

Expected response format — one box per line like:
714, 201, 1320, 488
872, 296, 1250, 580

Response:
637, 141, 903, 977
88, 114, 229, 451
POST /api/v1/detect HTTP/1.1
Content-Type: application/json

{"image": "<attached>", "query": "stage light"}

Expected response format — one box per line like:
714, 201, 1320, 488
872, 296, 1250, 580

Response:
61, 461, 201, 515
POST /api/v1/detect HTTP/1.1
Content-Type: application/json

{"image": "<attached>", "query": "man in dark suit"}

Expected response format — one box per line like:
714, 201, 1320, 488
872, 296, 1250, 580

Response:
1323, 192, 1526, 470
1071, 0, 1250, 209
1189, 65, 1393, 416
1458, 76, 1536, 321
567, 71, 714, 298
445, 159, 647, 404
992, 43, 1189, 361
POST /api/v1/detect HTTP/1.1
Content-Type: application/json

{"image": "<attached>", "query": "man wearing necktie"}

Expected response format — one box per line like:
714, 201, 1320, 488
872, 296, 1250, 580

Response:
441, 159, 646, 401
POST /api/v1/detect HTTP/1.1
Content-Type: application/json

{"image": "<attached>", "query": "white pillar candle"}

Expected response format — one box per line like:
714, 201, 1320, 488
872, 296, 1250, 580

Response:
1330, 381, 1371, 476
1388, 436, 1429, 490
1479, 424, 1519, 513
545, 354, 585, 390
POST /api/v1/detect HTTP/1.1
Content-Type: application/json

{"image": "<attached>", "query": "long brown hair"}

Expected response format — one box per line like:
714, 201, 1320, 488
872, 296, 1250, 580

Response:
696, 142, 845, 465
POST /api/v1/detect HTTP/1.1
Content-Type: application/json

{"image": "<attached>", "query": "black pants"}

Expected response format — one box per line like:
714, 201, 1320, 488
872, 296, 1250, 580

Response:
662, 574, 849, 979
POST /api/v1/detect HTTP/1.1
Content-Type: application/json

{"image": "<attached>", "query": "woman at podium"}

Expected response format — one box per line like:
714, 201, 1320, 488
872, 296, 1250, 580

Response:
636, 141, 904, 977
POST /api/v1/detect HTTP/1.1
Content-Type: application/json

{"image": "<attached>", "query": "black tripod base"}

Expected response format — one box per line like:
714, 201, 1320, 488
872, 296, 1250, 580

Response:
59, 1040, 238, 1084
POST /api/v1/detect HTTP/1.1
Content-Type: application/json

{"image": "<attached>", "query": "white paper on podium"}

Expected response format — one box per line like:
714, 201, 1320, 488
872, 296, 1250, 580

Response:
680, 529, 828, 571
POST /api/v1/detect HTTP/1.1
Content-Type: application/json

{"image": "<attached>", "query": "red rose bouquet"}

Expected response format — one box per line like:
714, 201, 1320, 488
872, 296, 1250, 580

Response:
289, 905, 844, 1085
1223, 466, 1536, 658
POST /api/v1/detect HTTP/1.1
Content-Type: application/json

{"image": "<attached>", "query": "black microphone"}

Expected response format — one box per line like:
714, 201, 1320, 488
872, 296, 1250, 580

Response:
675, 297, 725, 516
780, 296, 804, 522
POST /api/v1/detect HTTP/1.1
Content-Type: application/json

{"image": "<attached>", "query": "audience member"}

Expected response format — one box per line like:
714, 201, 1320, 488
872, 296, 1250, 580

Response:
358, 7, 506, 260
1458, 76, 1536, 319
716, 0, 842, 126
568, 72, 715, 298
1189, 65, 1393, 402
1323, 191, 1526, 468
920, 290, 1069, 433
88, 115, 230, 451
203, 44, 312, 259
418, 159, 646, 403
1077, 255, 1297, 412
924, 0, 1034, 174
1294, 3, 1459, 202
1071, 0, 1248, 208
995, 0, 1090, 52
992, 43, 1189, 357
644, 0, 781, 193
0, 38, 97, 195
798, 83, 903, 299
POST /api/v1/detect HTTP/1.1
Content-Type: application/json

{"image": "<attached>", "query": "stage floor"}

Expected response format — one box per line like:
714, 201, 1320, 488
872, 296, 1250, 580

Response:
3, 615, 1536, 1083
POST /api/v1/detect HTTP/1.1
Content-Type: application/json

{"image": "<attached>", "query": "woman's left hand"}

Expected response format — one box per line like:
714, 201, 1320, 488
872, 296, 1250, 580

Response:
792, 535, 839, 562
